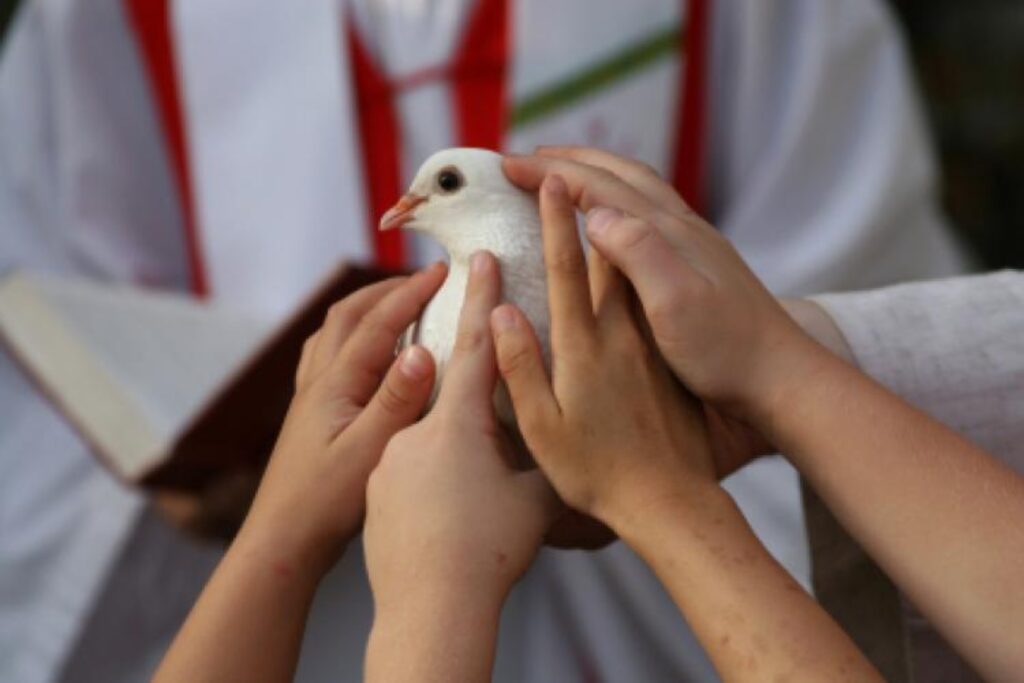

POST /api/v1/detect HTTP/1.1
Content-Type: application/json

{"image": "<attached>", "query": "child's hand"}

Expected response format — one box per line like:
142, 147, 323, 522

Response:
489, 174, 718, 529
363, 253, 558, 682
365, 252, 558, 612
503, 148, 824, 426
238, 264, 446, 577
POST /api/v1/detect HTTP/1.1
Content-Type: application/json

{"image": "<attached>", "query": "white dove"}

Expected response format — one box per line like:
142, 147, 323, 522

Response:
379, 148, 550, 424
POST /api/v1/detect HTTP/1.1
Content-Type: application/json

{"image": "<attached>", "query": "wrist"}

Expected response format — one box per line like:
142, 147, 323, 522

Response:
734, 315, 844, 430
745, 330, 851, 446
233, 511, 343, 584
368, 582, 503, 683
371, 580, 505, 647
374, 565, 509, 621
605, 477, 731, 546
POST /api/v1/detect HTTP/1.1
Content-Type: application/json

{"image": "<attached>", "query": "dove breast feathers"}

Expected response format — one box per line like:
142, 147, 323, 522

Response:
392, 148, 552, 420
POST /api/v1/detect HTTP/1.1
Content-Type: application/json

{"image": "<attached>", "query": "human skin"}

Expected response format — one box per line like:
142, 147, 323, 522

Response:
490, 172, 882, 682
504, 147, 1024, 681
152, 265, 446, 683
364, 251, 559, 683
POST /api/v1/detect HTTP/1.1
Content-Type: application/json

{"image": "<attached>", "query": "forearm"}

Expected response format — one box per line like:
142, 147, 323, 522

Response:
366, 587, 503, 683
613, 486, 881, 683
152, 522, 329, 683
761, 345, 1024, 681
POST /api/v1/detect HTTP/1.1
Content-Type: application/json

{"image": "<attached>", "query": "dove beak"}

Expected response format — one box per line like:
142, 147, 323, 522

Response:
380, 193, 427, 231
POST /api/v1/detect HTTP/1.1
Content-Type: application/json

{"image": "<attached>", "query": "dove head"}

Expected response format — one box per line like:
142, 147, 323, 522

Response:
379, 148, 539, 259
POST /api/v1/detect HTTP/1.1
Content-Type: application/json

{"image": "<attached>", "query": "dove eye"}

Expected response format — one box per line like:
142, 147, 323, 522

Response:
436, 167, 464, 194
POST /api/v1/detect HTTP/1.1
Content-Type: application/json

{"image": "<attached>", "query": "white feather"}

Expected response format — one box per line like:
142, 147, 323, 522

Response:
389, 148, 550, 425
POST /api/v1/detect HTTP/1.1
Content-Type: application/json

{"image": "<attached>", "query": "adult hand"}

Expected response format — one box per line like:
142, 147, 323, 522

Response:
490, 174, 718, 529
505, 147, 786, 471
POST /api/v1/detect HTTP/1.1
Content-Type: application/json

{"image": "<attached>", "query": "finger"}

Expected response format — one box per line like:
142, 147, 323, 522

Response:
490, 304, 559, 435
515, 469, 563, 524
585, 208, 704, 327
539, 174, 597, 350
586, 245, 614, 313
313, 277, 407, 375
347, 345, 435, 453
330, 262, 447, 402
536, 145, 693, 219
592, 259, 633, 334
295, 331, 320, 390
504, 154, 663, 224
583, 236, 637, 342
435, 251, 502, 416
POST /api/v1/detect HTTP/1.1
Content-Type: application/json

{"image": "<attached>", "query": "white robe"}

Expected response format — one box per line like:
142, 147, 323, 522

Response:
814, 271, 1024, 470
0, 1, 966, 681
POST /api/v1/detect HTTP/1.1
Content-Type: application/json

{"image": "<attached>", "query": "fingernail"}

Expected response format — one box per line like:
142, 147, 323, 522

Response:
491, 305, 518, 334
400, 346, 432, 380
417, 261, 444, 279
471, 250, 491, 274
543, 174, 567, 198
586, 207, 621, 238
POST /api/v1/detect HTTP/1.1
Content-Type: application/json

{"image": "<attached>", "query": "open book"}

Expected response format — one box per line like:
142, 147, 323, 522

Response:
0, 264, 388, 489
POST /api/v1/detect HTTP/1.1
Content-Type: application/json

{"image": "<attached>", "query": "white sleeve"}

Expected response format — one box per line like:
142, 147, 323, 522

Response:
813, 271, 1024, 469
708, 0, 968, 296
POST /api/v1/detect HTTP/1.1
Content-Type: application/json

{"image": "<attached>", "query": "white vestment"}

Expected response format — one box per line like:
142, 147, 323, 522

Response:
0, 1, 966, 681
814, 271, 1024, 472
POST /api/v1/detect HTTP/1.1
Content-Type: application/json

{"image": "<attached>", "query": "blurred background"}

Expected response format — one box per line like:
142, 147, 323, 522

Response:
0, 2, 1016, 682
2, 0, 1021, 268
893, 0, 1024, 269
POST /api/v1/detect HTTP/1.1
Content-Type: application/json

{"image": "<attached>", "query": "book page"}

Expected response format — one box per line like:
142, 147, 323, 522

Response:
2, 265, 378, 483
33, 276, 271, 448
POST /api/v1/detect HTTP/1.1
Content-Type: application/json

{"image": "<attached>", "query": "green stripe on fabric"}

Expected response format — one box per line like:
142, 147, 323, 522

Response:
511, 27, 682, 129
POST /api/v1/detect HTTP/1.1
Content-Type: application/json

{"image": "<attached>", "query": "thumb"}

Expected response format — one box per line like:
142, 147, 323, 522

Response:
584, 207, 702, 320
350, 345, 435, 452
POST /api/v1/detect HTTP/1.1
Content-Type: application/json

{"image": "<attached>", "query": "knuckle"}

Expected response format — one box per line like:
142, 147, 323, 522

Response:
376, 375, 412, 415
613, 217, 658, 253
453, 326, 487, 354
325, 301, 348, 325
360, 311, 401, 344
658, 211, 690, 234
498, 339, 536, 378
646, 293, 684, 333
546, 247, 587, 277
576, 168, 615, 205
327, 303, 361, 335
559, 337, 598, 367
591, 165, 617, 183
629, 159, 661, 180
